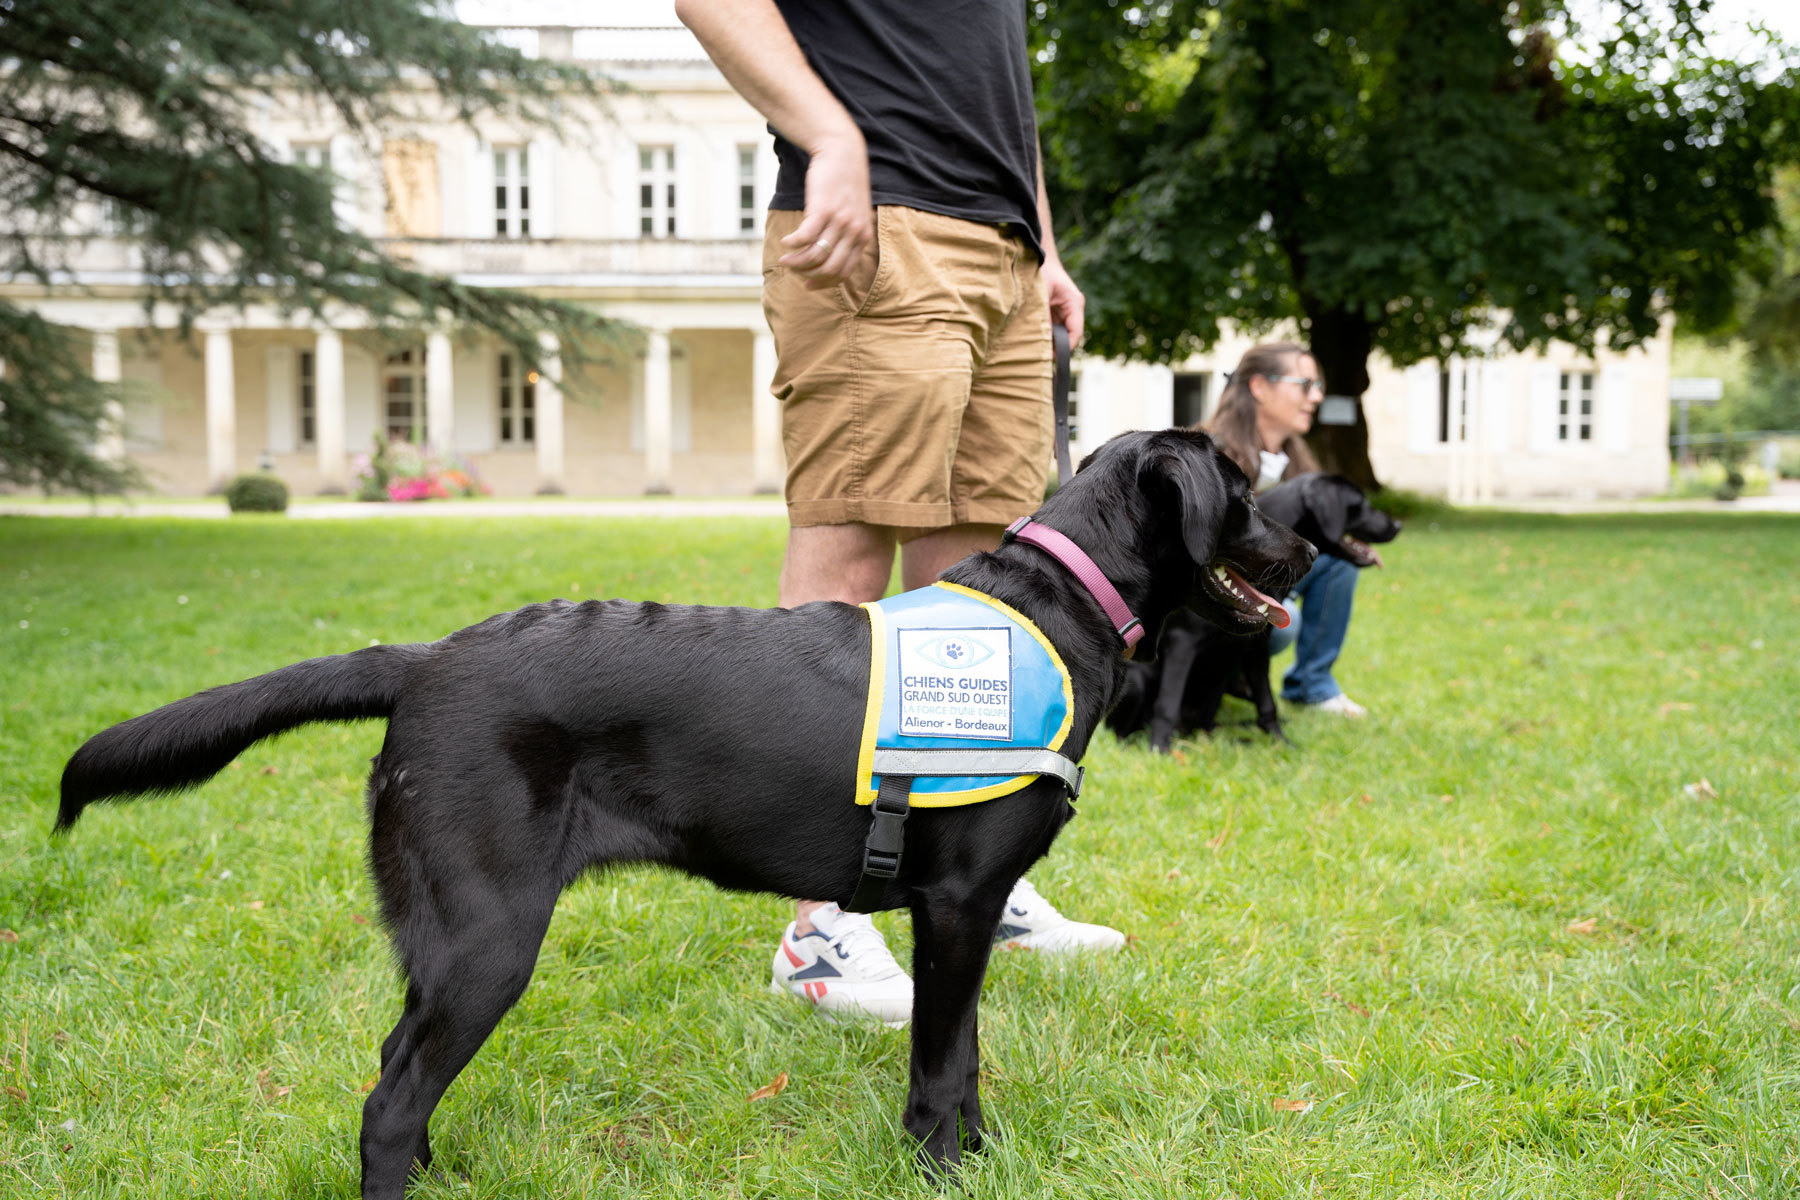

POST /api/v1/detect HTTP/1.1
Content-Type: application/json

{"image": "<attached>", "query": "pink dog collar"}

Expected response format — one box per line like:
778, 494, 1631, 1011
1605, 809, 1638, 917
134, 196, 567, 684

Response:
1003, 517, 1144, 658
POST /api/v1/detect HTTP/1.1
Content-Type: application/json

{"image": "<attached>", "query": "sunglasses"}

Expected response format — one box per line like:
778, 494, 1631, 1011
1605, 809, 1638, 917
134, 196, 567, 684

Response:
1263, 374, 1325, 395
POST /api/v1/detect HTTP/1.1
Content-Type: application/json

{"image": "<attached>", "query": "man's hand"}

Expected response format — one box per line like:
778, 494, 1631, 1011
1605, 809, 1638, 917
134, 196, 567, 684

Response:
777, 128, 874, 290
1041, 253, 1086, 347
676, 0, 872, 289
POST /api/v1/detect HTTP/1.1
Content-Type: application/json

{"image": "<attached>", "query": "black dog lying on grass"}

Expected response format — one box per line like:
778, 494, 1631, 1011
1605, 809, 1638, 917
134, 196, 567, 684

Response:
1108, 472, 1400, 750
56, 429, 1313, 1198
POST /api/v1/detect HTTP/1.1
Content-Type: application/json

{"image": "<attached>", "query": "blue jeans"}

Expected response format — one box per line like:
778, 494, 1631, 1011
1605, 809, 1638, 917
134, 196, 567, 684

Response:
1265, 554, 1359, 703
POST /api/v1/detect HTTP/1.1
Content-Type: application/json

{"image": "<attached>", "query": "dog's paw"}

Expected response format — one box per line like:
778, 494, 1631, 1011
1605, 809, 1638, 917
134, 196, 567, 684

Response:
908, 1115, 965, 1179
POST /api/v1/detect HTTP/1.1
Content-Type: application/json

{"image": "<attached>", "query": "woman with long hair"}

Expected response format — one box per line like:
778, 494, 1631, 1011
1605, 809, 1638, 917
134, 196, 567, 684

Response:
1203, 342, 1373, 717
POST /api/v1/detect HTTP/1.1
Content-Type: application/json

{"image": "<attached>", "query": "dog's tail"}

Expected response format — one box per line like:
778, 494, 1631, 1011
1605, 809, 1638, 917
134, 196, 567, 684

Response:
56, 642, 431, 832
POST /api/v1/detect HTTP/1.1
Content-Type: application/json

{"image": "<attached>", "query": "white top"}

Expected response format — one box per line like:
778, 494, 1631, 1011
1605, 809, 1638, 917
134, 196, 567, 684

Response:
1257, 449, 1290, 491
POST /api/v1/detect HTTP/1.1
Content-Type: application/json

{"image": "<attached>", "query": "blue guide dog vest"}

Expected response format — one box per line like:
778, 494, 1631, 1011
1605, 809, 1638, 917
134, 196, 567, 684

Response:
855, 582, 1082, 808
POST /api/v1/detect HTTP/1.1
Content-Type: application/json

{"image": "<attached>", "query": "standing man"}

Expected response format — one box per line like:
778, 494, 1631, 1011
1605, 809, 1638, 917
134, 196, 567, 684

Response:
677, 0, 1124, 1027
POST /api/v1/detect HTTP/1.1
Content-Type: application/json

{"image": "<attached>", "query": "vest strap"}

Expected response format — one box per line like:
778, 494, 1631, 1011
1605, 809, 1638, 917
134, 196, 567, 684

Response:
846, 773, 912, 913
870, 748, 1083, 798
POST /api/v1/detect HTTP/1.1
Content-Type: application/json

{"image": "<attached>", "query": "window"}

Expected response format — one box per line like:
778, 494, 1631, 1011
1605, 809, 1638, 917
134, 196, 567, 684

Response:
298, 349, 316, 446
1173, 372, 1211, 428
1558, 371, 1593, 442
1437, 369, 1470, 444
494, 145, 530, 237
1067, 371, 1080, 441
383, 347, 426, 442
639, 145, 676, 237
497, 352, 537, 446
737, 145, 758, 234
293, 142, 331, 171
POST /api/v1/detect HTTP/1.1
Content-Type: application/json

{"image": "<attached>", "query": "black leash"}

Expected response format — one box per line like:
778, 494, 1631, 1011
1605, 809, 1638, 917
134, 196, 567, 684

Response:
1052, 321, 1073, 488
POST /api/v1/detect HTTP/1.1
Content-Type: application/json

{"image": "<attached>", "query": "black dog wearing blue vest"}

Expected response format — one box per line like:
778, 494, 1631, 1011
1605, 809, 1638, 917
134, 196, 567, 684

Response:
55, 428, 1313, 1196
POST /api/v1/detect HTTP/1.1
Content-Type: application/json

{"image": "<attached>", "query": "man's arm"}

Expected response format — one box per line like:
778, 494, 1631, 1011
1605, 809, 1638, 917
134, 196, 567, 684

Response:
675, 0, 872, 287
1036, 138, 1086, 346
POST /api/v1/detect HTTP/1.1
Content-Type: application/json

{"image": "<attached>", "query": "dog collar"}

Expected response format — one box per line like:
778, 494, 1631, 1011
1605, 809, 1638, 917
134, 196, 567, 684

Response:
1003, 517, 1144, 658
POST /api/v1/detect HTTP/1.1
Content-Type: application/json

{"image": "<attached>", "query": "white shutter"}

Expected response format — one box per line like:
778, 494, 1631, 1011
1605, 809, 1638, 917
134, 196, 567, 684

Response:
629, 355, 644, 451
672, 342, 692, 453
122, 345, 164, 451
527, 138, 555, 239
1599, 363, 1632, 456
613, 139, 639, 239
344, 344, 379, 447
1480, 361, 1510, 452
328, 134, 360, 230
1143, 365, 1175, 429
1073, 358, 1110, 452
453, 343, 494, 454
631, 346, 696, 452
266, 345, 297, 454
1405, 363, 1439, 453
1528, 363, 1560, 454
466, 137, 494, 238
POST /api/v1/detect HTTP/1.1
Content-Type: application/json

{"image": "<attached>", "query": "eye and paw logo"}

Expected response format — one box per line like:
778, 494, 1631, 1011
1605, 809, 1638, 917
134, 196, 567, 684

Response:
915, 634, 996, 670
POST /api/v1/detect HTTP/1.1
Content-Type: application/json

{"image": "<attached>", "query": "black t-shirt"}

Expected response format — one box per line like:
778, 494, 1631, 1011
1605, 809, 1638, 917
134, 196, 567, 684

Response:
768, 0, 1042, 258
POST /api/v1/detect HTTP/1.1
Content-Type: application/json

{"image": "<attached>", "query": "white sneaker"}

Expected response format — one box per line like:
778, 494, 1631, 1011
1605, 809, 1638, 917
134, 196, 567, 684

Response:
1301, 693, 1368, 718
770, 903, 912, 1028
993, 878, 1126, 953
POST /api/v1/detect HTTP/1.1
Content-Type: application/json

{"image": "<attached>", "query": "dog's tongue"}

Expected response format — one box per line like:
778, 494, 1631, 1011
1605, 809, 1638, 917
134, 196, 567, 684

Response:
1223, 565, 1289, 628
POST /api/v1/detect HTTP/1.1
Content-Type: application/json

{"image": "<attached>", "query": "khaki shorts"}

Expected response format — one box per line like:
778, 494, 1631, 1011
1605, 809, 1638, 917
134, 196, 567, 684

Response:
762, 205, 1053, 535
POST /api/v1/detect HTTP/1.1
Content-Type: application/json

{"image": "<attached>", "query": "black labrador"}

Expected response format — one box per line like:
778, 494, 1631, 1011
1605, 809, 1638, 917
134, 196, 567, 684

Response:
1107, 472, 1401, 750
55, 429, 1314, 1198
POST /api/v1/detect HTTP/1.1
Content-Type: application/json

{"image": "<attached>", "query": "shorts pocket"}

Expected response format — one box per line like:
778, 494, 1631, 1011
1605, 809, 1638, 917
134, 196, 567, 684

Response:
840, 207, 888, 317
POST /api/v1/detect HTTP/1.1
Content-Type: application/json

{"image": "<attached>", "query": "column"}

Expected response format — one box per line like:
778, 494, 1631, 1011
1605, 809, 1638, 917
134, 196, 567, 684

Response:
751, 328, 780, 494
426, 329, 454, 453
204, 327, 237, 489
534, 332, 565, 493
643, 328, 673, 494
315, 328, 347, 492
92, 330, 125, 461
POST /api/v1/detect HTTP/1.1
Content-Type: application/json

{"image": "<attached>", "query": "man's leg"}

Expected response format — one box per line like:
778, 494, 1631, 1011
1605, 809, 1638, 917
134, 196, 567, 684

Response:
898, 524, 1005, 590
779, 522, 896, 608
784, 521, 894, 939
786, 520, 1006, 935
772, 522, 920, 1026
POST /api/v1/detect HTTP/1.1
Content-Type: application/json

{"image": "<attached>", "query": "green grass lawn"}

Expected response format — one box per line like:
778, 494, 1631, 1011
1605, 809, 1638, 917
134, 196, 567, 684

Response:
2, 512, 1797, 1199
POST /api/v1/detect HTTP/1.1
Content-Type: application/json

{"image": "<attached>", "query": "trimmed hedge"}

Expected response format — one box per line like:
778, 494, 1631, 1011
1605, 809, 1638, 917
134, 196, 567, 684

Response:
224, 473, 289, 514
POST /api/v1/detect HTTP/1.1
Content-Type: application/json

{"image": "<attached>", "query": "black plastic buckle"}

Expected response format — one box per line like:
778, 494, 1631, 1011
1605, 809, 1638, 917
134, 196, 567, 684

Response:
860, 780, 911, 878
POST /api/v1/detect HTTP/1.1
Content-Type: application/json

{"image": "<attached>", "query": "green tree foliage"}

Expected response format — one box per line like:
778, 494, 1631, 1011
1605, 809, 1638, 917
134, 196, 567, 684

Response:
0, 0, 618, 492
1733, 164, 1800, 371
1034, 0, 1799, 487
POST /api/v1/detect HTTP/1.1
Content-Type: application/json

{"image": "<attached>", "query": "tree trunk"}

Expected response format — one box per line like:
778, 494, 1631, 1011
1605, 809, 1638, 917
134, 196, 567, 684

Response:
1302, 305, 1382, 491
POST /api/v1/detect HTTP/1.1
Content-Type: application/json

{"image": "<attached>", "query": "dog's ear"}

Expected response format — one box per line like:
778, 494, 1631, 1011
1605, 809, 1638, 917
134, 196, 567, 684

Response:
1138, 434, 1229, 567
1311, 475, 1348, 548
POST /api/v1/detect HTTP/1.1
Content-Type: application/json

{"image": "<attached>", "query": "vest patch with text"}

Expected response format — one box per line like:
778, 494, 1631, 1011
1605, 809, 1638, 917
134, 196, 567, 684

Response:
855, 582, 1074, 808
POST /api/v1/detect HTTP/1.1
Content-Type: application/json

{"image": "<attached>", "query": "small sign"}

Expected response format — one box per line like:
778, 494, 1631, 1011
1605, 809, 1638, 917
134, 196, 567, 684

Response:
1670, 377, 1723, 403
896, 626, 1013, 740
1315, 394, 1359, 426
